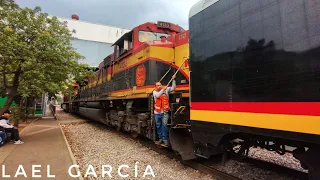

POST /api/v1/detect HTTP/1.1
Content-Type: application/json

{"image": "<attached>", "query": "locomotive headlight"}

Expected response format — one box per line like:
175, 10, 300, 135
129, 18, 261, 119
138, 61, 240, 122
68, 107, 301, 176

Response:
176, 98, 180, 103
181, 79, 187, 84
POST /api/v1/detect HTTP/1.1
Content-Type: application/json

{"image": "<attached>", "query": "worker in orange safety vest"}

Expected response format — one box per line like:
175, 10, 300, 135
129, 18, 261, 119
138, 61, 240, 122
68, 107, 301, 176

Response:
152, 74, 176, 146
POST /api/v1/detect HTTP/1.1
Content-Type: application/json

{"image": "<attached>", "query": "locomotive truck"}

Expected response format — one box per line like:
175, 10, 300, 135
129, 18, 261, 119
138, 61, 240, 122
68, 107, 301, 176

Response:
63, 0, 320, 178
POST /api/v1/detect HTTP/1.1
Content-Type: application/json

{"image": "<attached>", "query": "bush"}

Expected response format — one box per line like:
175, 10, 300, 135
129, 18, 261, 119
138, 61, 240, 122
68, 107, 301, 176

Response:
9, 106, 22, 125
26, 107, 35, 116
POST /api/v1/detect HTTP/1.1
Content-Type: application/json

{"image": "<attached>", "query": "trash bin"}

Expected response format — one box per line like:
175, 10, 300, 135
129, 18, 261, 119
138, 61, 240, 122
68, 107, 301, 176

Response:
0, 131, 5, 147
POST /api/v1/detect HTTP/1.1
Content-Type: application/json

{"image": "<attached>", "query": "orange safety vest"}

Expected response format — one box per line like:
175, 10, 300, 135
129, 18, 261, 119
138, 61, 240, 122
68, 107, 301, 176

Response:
154, 89, 170, 113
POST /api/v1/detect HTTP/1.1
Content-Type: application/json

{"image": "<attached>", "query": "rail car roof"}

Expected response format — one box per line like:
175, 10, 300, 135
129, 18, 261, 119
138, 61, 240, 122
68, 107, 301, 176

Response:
189, 0, 219, 18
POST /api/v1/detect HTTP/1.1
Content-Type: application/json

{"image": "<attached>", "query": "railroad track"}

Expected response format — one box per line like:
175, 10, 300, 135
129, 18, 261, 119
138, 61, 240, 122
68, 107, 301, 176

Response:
60, 113, 308, 180
137, 139, 240, 180
241, 157, 308, 180
181, 160, 240, 180
60, 114, 239, 180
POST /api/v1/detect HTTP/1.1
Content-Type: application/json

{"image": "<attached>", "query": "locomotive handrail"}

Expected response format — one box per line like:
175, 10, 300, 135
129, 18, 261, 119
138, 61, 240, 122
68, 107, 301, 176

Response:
159, 67, 172, 82
174, 106, 186, 116
166, 56, 189, 87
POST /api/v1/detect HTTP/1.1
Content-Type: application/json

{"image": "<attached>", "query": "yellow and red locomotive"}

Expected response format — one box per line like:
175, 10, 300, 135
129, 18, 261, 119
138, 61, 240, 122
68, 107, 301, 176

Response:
62, 21, 194, 155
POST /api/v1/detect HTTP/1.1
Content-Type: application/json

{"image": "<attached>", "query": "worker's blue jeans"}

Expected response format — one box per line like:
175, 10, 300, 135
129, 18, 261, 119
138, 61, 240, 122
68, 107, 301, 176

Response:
154, 113, 169, 141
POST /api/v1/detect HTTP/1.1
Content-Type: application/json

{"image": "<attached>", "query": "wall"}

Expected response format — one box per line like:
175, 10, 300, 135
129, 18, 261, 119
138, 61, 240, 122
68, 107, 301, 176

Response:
71, 39, 114, 67
55, 16, 131, 67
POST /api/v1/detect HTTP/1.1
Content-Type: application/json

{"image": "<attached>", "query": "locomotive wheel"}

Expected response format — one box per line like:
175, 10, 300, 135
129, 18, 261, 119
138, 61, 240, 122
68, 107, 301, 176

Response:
173, 150, 180, 156
221, 150, 230, 165
131, 131, 139, 138
116, 125, 121, 131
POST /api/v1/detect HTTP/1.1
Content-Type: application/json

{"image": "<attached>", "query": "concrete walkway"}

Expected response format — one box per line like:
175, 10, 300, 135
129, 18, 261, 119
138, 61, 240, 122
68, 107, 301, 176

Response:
0, 110, 81, 179
42, 103, 55, 119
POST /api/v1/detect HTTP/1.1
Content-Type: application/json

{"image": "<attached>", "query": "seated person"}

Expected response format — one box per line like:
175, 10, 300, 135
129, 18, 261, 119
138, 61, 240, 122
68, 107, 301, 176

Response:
3, 109, 11, 118
0, 115, 24, 144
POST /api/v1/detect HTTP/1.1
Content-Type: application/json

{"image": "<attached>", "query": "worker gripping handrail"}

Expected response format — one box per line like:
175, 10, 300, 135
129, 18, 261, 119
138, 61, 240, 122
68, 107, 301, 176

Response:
162, 56, 188, 125
152, 57, 188, 146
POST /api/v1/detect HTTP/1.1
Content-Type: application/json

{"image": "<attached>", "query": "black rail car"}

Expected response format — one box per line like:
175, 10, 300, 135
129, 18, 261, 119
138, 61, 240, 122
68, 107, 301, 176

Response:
189, 0, 320, 179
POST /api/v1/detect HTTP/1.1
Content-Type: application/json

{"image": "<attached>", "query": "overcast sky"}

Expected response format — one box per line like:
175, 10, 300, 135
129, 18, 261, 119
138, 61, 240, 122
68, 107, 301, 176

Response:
15, 0, 198, 30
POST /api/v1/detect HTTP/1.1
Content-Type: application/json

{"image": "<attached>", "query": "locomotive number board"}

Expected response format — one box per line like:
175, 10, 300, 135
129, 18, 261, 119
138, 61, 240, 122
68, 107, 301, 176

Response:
157, 21, 171, 28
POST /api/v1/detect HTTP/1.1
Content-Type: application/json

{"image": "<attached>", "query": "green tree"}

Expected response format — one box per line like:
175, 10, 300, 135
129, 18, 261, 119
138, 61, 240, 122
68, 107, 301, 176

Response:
0, 0, 91, 116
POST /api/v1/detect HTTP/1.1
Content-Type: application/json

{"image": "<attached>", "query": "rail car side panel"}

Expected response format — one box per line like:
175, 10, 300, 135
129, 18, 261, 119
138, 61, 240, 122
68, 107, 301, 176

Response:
189, 0, 320, 145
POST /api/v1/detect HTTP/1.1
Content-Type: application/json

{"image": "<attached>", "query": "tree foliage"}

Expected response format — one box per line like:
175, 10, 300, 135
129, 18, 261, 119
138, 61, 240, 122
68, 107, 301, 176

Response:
0, 0, 92, 115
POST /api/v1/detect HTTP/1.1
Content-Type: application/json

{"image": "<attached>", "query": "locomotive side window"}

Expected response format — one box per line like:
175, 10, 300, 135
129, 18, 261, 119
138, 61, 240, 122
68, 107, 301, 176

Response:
115, 42, 124, 58
115, 31, 133, 58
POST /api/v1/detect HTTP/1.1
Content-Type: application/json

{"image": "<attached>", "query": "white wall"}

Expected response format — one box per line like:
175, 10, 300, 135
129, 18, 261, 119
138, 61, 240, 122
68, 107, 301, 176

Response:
57, 17, 131, 44
71, 39, 114, 67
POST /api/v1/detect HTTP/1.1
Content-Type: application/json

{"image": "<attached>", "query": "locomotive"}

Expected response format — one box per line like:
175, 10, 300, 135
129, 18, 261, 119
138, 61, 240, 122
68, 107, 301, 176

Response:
63, 0, 320, 178
62, 21, 195, 158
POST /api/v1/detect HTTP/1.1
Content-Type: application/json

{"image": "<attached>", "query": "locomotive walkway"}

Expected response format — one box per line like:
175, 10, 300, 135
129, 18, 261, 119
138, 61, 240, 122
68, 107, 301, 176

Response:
0, 105, 84, 179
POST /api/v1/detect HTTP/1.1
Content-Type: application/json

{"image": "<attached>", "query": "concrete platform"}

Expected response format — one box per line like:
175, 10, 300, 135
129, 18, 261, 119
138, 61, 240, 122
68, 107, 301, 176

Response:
0, 112, 79, 179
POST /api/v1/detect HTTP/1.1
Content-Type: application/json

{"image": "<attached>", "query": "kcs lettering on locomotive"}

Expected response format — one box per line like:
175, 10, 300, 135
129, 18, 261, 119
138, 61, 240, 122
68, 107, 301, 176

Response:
119, 59, 128, 68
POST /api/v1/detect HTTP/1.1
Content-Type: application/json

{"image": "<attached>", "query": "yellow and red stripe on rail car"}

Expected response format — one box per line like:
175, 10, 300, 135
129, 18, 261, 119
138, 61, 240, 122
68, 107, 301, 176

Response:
190, 102, 320, 135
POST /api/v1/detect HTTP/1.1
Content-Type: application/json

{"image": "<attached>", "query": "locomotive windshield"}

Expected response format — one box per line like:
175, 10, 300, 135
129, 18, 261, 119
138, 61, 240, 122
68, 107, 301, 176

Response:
138, 31, 170, 42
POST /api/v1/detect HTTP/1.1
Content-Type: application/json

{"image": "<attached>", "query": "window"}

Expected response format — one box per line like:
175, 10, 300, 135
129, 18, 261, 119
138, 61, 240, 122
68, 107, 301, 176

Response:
115, 31, 133, 58
138, 31, 170, 42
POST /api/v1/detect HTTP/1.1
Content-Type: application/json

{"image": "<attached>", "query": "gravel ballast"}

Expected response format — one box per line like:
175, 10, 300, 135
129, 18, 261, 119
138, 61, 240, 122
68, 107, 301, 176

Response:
61, 120, 213, 180
249, 147, 307, 173
210, 147, 308, 179
58, 109, 308, 180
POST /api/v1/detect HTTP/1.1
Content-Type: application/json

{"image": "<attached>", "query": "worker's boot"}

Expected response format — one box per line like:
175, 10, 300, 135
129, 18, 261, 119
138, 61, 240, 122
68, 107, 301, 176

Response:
163, 140, 169, 146
154, 140, 162, 145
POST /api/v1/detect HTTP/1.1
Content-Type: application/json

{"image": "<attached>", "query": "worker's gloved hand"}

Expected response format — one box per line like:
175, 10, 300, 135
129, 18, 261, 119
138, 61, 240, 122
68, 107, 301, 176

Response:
163, 86, 167, 90
172, 74, 176, 80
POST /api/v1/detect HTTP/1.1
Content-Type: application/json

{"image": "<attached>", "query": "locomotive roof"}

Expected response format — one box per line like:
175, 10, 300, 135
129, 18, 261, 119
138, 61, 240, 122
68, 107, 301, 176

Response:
189, 0, 219, 18
112, 30, 132, 46
111, 21, 159, 46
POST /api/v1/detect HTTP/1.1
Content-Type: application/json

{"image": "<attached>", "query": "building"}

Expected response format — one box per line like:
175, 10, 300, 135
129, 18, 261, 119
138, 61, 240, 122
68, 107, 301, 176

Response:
39, 15, 131, 117
57, 15, 131, 67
